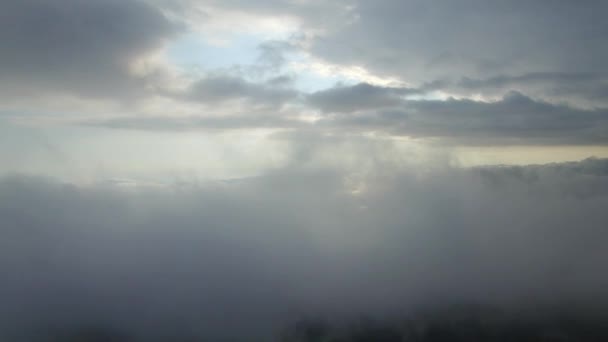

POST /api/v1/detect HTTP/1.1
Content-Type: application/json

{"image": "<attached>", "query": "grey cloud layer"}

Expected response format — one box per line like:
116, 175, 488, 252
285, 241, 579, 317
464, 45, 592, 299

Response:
0, 0, 177, 99
3, 0, 608, 146
424, 72, 608, 108
189, 1, 608, 109
2, 158, 608, 340
198, 0, 608, 86
308, 83, 419, 113
183, 75, 298, 107
308, 1, 608, 84
93, 84, 608, 146
315, 87, 608, 145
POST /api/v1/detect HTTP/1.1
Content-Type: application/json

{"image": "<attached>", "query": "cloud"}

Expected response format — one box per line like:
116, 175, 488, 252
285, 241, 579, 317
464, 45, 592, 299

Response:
215, 0, 607, 107
86, 113, 303, 131
318, 90, 608, 145
307, 83, 419, 113
182, 74, 299, 107
3, 0, 608, 148
425, 72, 608, 107
78, 86, 608, 146
2, 157, 608, 340
306, 1, 608, 85
0, 0, 178, 99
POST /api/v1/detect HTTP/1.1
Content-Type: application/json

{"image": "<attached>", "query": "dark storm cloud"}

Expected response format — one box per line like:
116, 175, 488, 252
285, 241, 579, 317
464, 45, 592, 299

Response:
2, 158, 608, 340
0, 0, 178, 99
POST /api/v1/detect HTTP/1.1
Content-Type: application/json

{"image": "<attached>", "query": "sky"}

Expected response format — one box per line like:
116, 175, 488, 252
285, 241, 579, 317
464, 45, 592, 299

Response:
2, 0, 608, 341
2, 0, 608, 182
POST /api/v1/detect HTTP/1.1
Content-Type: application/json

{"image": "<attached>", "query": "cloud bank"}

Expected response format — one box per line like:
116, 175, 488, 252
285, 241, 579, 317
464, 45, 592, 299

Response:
0, 0, 178, 100
2, 0, 608, 147
2, 157, 608, 340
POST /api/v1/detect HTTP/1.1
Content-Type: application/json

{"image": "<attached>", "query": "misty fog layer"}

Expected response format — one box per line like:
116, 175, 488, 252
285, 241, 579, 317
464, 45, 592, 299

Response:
2, 158, 608, 340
